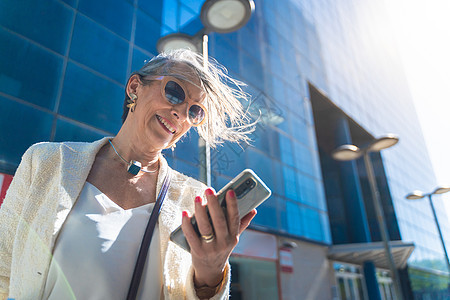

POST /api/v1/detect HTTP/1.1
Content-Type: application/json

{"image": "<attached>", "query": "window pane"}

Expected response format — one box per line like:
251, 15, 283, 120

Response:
210, 143, 246, 178
70, 15, 129, 83
285, 200, 303, 235
252, 195, 279, 231
59, 62, 123, 133
0, 97, 53, 168
135, 9, 164, 56
229, 256, 279, 300
78, 0, 133, 40
338, 278, 346, 300
0, 0, 73, 54
53, 118, 106, 143
0, 28, 63, 110
173, 129, 199, 164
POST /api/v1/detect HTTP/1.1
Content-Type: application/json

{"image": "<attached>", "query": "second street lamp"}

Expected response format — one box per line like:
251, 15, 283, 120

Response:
332, 134, 405, 300
406, 187, 450, 276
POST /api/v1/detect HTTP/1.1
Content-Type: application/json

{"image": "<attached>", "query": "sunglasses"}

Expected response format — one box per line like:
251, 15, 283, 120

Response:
153, 76, 207, 126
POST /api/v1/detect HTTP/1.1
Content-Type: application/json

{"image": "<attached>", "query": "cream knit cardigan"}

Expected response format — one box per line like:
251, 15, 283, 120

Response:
0, 137, 230, 300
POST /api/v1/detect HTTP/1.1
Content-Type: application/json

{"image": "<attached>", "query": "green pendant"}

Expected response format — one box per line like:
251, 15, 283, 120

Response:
127, 160, 142, 175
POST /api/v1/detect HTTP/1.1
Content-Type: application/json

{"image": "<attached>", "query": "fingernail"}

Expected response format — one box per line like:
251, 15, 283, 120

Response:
182, 211, 188, 217
195, 196, 202, 203
228, 190, 235, 198
205, 188, 214, 196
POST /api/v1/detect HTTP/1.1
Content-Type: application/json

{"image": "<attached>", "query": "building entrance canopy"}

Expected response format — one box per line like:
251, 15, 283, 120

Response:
328, 241, 415, 270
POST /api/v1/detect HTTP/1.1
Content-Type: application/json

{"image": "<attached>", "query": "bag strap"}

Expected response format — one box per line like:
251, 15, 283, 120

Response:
126, 169, 172, 300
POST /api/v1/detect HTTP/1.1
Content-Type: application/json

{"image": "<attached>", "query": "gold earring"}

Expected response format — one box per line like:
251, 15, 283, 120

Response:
127, 93, 138, 112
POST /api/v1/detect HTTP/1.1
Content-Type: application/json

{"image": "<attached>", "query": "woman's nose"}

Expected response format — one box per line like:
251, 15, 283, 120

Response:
171, 102, 189, 123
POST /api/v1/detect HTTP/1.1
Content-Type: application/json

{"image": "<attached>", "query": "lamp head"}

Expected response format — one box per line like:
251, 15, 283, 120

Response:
432, 186, 450, 195
368, 134, 399, 152
156, 33, 200, 53
406, 190, 425, 200
201, 0, 255, 33
332, 144, 362, 161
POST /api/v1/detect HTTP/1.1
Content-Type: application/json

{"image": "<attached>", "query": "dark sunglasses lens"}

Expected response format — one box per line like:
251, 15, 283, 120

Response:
164, 81, 185, 104
189, 105, 205, 125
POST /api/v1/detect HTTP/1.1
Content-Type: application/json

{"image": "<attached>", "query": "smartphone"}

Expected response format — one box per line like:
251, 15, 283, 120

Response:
169, 169, 272, 252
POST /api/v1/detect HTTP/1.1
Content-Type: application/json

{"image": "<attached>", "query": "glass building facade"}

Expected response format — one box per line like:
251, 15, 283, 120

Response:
1, 0, 449, 299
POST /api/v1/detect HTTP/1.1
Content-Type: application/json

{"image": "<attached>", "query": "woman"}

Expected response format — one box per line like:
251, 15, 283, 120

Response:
0, 49, 256, 299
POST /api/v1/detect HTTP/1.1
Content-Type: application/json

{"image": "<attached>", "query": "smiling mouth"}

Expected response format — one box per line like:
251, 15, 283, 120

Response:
156, 115, 176, 134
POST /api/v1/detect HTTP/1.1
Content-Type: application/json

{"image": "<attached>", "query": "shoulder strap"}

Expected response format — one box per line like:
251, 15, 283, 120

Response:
126, 169, 172, 300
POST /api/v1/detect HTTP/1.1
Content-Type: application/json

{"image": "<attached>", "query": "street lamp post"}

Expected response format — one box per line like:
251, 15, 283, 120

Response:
332, 134, 405, 300
406, 187, 450, 275
156, 0, 255, 186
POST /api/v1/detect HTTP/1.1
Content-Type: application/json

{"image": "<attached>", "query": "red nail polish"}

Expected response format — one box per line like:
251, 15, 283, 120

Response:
205, 188, 214, 196
195, 196, 202, 203
182, 211, 188, 217
228, 190, 235, 198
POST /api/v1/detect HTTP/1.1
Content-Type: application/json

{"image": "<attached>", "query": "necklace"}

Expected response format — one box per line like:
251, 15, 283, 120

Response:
108, 139, 159, 175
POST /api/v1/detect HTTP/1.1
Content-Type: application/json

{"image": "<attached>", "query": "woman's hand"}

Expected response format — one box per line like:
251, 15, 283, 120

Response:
181, 188, 257, 288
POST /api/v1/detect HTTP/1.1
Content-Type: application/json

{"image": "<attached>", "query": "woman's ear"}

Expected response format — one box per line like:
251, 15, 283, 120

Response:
126, 74, 140, 97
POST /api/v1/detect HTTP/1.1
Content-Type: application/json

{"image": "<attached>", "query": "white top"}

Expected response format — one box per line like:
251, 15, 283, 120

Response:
43, 182, 162, 300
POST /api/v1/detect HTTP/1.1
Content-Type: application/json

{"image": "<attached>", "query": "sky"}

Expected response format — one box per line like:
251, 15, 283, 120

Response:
384, 0, 450, 217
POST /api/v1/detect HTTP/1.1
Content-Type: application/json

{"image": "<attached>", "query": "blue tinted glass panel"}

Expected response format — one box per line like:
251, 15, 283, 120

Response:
302, 207, 322, 241
59, 62, 123, 133
0, 28, 63, 110
297, 174, 319, 208
262, 24, 279, 53
293, 141, 315, 176
279, 134, 295, 167
135, 10, 164, 55
174, 129, 199, 163
252, 195, 278, 231
131, 48, 154, 73
240, 53, 264, 91
265, 75, 286, 107
161, 0, 178, 30
175, 159, 199, 180
162, 148, 174, 166
0, 97, 53, 166
240, 27, 261, 62
70, 15, 129, 83
242, 8, 259, 33
246, 149, 274, 192
183, 0, 203, 13
211, 142, 247, 178
211, 35, 240, 75
54, 118, 107, 142
321, 212, 332, 244
138, 0, 163, 23
0, 0, 73, 54
179, 5, 202, 35
282, 166, 299, 201
285, 85, 304, 117
315, 180, 327, 211
267, 48, 284, 76
285, 200, 303, 236
78, 0, 133, 40
278, 197, 288, 233
60, 0, 76, 7
273, 107, 290, 133
290, 116, 309, 144
212, 174, 230, 191
248, 124, 274, 155
272, 161, 285, 197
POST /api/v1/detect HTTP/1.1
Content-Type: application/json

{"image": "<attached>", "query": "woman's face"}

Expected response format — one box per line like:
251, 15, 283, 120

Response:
129, 71, 206, 151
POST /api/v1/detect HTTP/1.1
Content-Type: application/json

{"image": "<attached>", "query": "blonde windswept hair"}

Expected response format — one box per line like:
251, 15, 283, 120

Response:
122, 49, 255, 148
